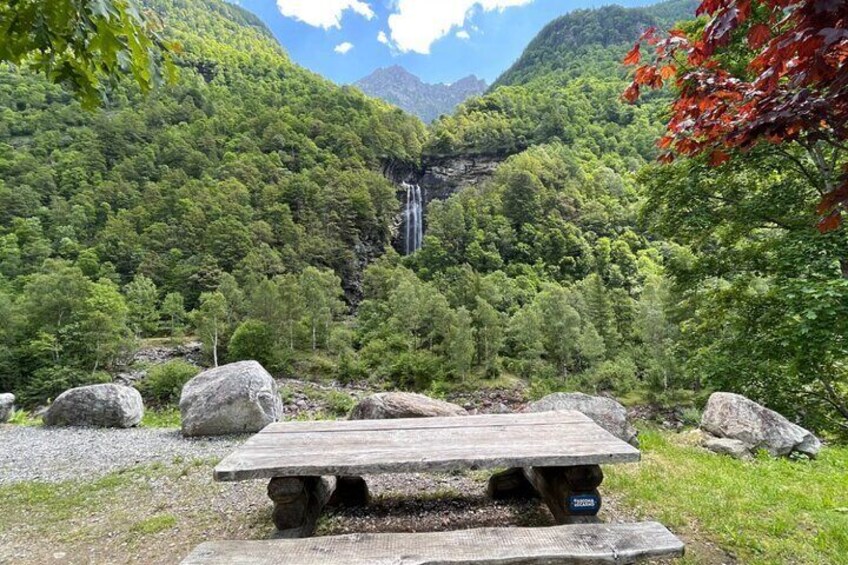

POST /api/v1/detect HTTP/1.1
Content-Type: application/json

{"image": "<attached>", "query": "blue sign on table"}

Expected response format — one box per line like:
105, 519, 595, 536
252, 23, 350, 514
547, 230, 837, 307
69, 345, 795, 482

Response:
567, 493, 601, 515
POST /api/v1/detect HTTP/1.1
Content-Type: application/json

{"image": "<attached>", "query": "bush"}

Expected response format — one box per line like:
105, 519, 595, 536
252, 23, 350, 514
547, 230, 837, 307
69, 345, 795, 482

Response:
138, 361, 200, 405
336, 351, 366, 383
323, 390, 356, 417
386, 350, 445, 391
19, 366, 111, 407
228, 319, 276, 369
590, 355, 638, 394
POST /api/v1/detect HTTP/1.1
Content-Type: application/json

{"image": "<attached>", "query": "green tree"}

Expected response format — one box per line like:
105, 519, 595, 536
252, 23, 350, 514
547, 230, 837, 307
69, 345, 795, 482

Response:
192, 291, 228, 367
635, 275, 678, 392
228, 319, 276, 369
125, 274, 159, 337
160, 292, 186, 338
576, 274, 621, 353
299, 267, 344, 351
0, 0, 176, 107
532, 285, 582, 377
82, 279, 132, 374
473, 297, 503, 374
445, 307, 475, 377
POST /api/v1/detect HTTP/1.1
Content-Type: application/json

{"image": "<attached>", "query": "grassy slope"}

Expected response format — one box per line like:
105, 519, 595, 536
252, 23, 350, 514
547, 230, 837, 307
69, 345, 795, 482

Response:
607, 430, 848, 564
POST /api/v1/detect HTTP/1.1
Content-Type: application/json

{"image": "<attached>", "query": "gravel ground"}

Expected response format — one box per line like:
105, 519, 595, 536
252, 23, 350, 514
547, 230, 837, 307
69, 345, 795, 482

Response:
0, 425, 247, 484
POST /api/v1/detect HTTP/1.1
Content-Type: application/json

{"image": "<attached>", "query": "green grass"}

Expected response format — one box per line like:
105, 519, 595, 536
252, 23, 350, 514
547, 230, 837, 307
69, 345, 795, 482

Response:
606, 429, 848, 564
140, 407, 181, 428
129, 513, 177, 534
281, 384, 356, 418
5, 408, 42, 426
428, 371, 524, 396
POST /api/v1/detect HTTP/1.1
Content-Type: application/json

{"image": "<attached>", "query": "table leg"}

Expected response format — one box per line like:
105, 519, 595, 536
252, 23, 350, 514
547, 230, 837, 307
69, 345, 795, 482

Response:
487, 467, 536, 500
267, 476, 336, 537
329, 476, 370, 507
522, 465, 603, 524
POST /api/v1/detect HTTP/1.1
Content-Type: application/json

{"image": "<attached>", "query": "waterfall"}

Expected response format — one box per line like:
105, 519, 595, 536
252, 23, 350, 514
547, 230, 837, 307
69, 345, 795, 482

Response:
403, 182, 424, 255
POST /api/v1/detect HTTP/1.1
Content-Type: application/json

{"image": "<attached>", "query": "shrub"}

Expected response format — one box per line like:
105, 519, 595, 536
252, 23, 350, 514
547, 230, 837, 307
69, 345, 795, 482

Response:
336, 351, 366, 383
228, 319, 276, 369
386, 350, 444, 391
590, 355, 638, 394
138, 361, 200, 405
323, 390, 356, 417
680, 406, 701, 427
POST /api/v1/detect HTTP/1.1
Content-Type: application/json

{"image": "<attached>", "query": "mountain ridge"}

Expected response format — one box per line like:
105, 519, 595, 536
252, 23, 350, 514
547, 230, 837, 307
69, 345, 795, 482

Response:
355, 66, 487, 124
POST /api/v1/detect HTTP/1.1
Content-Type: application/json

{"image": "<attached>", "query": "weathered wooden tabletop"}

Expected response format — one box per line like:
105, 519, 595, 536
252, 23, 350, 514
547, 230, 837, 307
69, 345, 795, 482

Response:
214, 411, 640, 481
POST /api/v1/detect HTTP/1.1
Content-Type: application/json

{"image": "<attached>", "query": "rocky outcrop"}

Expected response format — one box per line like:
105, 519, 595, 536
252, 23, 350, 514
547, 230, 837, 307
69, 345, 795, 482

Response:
179, 360, 283, 437
527, 392, 639, 447
702, 437, 753, 461
0, 393, 14, 423
350, 392, 466, 420
43, 384, 143, 428
700, 392, 821, 458
417, 155, 503, 200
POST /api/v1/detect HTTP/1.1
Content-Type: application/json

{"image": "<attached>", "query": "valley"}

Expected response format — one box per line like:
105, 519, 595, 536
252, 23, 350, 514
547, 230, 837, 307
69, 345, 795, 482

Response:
1, 0, 847, 562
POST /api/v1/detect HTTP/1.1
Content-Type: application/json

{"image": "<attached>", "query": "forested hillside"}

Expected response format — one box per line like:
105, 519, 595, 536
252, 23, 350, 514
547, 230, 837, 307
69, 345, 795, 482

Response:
426, 1, 697, 158
0, 0, 425, 402
351, 1, 700, 412
360, 0, 846, 436
1, 0, 844, 438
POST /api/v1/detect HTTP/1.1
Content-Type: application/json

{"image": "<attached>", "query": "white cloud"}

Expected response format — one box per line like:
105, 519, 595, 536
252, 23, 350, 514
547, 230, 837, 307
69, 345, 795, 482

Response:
387, 0, 532, 54
456, 30, 470, 40
275, 0, 374, 29
334, 42, 355, 54
377, 31, 389, 44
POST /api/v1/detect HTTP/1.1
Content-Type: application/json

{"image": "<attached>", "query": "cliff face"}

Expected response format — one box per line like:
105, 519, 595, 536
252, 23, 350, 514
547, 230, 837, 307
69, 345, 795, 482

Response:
387, 154, 504, 255
416, 155, 502, 202
385, 154, 503, 202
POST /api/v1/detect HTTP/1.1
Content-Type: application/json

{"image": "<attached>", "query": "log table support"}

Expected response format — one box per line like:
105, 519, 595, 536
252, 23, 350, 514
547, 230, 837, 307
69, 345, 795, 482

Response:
329, 476, 370, 507
487, 467, 536, 500
267, 476, 337, 538
522, 465, 604, 524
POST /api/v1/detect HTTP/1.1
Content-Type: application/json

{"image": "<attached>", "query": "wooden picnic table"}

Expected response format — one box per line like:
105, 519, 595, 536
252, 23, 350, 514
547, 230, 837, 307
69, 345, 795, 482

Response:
213, 410, 641, 538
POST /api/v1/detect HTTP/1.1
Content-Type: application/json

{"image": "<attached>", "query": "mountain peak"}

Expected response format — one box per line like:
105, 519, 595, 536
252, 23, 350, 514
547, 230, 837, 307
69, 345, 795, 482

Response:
356, 66, 487, 123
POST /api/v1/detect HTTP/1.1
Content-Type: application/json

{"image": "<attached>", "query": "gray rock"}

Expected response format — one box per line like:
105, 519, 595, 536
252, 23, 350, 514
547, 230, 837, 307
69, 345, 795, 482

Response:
701, 392, 821, 458
0, 393, 14, 423
527, 392, 639, 447
703, 437, 753, 460
350, 392, 466, 420
43, 384, 143, 428
180, 361, 283, 437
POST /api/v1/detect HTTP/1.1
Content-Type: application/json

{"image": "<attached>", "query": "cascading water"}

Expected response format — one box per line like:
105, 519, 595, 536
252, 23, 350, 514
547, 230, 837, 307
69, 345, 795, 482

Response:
403, 182, 424, 254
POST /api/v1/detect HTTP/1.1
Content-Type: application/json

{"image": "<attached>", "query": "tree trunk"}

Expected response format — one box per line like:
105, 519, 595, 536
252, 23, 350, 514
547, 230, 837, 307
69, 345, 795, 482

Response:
212, 326, 219, 367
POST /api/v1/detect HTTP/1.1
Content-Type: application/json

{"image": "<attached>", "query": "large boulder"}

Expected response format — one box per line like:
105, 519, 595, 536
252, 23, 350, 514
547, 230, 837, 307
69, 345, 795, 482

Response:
0, 393, 14, 423
527, 392, 639, 447
701, 392, 821, 458
350, 392, 466, 420
703, 437, 753, 461
180, 360, 283, 437
43, 384, 143, 428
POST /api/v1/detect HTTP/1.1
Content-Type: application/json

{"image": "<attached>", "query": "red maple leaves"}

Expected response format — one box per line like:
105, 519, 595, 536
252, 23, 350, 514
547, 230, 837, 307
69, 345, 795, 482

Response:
624, 0, 848, 232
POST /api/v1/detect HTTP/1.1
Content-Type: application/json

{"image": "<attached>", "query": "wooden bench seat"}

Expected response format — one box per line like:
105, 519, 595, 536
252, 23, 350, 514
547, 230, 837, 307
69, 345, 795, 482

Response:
182, 522, 685, 564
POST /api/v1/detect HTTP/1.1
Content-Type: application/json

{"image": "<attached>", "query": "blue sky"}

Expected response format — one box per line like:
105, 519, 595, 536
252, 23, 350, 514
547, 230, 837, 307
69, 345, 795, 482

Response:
236, 1, 664, 85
